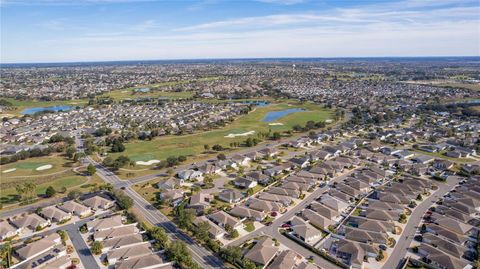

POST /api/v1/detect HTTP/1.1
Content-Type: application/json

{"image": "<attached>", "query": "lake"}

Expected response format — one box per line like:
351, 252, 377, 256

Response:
262, 108, 306, 122
21, 105, 73, 115
243, 100, 270, 107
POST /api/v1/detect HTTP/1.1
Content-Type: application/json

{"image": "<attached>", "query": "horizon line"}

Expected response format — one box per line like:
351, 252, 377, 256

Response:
2, 55, 480, 66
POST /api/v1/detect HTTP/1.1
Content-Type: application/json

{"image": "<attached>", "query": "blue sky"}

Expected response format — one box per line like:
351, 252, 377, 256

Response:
1, 0, 479, 63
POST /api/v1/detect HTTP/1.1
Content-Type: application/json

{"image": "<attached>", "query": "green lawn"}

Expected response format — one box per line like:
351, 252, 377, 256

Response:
0, 155, 76, 180
0, 175, 87, 205
109, 101, 333, 162
100, 76, 221, 101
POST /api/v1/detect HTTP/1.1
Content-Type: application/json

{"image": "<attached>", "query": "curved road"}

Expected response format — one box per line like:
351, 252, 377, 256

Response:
381, 175, 461, 269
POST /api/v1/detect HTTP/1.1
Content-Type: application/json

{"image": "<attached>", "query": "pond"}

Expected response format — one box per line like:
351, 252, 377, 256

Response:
21, 105, 73, 115
262, 108, 306, 122
242, 100, 270, 107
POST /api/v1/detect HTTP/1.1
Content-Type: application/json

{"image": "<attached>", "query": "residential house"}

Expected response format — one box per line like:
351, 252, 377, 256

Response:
256, 193, 292, 207
234, 177, 258, 189
218, 189, 243, 203
246, 171, 270, 185
115, 253, 172, 269
247, 198, 284, 213
193, 216, 226, 239
230, 206, 266, 221
208, 211, 242, 229
267, 250, 299, 269
11, 214, 50, 232
177, 169, 203, 180
301, 209, 333, 230
332, 238, 378, 268
189, 192, 213, 214
88, 215, 124, 232
94, 224, 138, 241
103, 233, 144, 252
82, 195, 115, 210
160, 189, 185, 206
244, 238, 279, 267
290, 217, 322, 245
0, 221, 19, 240
417, 243, 471, 269
40, 206, 71, 223
107, 242, 152, 264
15, 233, 61, 261
58, 201, 92, 218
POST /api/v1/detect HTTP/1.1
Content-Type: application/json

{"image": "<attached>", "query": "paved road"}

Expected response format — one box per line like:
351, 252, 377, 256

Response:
381, 176, 461, 269
86, 156, 226, 269
0, 197, 68, 219
226, 169, 359, 269
66, 224, 100, 269
14, 214, 105, 269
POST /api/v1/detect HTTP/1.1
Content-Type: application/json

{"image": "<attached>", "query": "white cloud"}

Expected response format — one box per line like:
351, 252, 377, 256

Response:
2, 0, 479, 62
255, 0, 305, 5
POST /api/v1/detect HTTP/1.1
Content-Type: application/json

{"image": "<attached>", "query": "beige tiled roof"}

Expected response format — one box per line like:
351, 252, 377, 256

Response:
244, 238, 278, 265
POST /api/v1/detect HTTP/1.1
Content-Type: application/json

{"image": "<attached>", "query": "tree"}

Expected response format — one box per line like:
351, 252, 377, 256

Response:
272, 132, 281, 140
150, 227, 170, 249
112, 190, 133, 210
60, 186, 67, 193
293, 124, 303, 132
57, 230, 68, 244
219, 246, 243, 263
195, 221, 211, 242
376, 250, 384, 261
16, 181, 37, 203
212, 144, 223, 151
217, 153, 226, 160
73, 152, 85, 162
67, 190, 82, 200
45, 186, 56, 198
65, 146, 76, 159
111, 140, 125, 152
203, 144, 210, 151
91, 241, 103, 255
0, 243, 12, 268
204, 176, 213, 186
178, 155, 187, 162
230, 229, 239, 238
246, 188, 254, 196
86, 164, 96, 176
166, 156, 179, 167
175, 205, 195, 229
166, 241, 191, 266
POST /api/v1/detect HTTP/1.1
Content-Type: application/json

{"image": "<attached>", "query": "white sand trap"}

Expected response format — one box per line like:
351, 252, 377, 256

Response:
36, 164, 52, 171
2, 168, 16, 173
325, 119, 333, 123
136, 160, 161, 166
224, 131, 255, 138
268, 122, 284, 126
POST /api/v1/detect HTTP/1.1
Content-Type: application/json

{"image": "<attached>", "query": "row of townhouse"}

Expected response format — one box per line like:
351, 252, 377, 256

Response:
412, 176, 480, 269
0, 195, 114, 240
87, 214, 175, 269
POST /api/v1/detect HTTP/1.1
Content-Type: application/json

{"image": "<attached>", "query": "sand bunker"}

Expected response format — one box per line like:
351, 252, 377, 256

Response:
2, 168, 16, 173
325, 119, 333, 123
136, 160, 161, 166
224, 131, 255, 138
36, 164, 53, 171
268, 122, 284, 126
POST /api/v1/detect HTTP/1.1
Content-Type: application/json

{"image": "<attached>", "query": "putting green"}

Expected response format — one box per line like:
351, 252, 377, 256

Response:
15, 162, 50, 170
